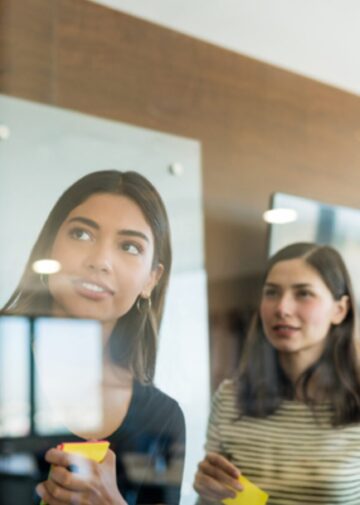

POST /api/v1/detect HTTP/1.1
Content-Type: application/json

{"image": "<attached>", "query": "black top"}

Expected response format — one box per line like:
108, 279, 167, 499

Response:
107, 381, 186, 505
0, 382, 185, 505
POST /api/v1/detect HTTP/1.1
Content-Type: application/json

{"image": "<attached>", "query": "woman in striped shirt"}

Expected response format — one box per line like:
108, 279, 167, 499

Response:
194, 242, 360, 504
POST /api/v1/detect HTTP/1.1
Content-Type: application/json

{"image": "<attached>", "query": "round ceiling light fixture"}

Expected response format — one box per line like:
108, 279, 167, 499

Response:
32, 259, 61, 275
263, 208, 298, 224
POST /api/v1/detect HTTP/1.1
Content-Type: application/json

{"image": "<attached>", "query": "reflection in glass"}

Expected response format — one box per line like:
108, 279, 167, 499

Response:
0, 94, 209, 504
0, 317, 30, 437
0, 316, 102, 437
34, 318, 102, 435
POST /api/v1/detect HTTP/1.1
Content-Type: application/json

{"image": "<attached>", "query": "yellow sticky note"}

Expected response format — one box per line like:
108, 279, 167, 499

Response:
40, 441, 109, 505
58, 440, 110, 463
222, 475, 268, 505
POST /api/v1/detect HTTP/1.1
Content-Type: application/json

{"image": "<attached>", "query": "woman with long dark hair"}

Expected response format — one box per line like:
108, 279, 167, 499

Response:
194, 242, 360, 504
3, 170, 185, 505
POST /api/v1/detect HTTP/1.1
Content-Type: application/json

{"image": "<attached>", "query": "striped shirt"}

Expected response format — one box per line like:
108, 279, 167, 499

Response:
205, 380, 360, 504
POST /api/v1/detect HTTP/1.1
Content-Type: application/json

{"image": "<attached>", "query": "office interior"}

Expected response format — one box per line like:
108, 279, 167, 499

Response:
1, 1, 360, 504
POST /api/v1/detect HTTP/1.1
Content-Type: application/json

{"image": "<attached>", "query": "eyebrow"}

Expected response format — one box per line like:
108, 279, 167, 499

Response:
264, 282, 313, 288
67, 216, 150, 242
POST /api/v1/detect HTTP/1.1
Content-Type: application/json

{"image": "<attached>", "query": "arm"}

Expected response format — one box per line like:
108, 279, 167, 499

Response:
194, 452, 242, 503
36, 448, 127, 505
193, 381, 243, 503
168, 402, 186, 502
153, 400, 186, 505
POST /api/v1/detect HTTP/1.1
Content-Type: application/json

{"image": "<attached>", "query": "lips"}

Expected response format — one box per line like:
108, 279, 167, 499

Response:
80, 281, 109, 293
72, 278, 114, 300
272, 323, 300, 336
273, 324, 299, 330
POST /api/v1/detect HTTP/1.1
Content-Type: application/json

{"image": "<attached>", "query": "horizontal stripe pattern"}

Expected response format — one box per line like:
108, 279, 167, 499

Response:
205, 380, 360, 504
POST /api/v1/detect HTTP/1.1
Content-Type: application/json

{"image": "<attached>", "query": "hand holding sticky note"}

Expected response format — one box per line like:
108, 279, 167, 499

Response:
56, 440, 110, 462
40, 440, 110, 505
222, 475, 268, 505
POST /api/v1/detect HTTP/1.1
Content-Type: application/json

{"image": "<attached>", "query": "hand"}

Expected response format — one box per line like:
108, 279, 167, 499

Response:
36, 448, 127, 505
193, 452, 243, 503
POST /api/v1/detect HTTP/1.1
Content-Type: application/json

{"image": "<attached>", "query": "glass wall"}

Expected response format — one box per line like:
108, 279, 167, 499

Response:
0, 94, 209, 505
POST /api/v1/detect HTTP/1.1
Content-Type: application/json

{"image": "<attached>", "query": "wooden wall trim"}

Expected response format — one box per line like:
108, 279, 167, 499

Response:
0, 0, 55, 101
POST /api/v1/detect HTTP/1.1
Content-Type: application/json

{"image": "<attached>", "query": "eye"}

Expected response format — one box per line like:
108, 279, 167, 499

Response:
68, 227, 92, 241
262, 287, 279, 298
296, 289, 314, 299
121, 242, 143, 256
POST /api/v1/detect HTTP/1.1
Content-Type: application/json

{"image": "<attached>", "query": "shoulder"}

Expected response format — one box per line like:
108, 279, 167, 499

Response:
213, 379, 237, 403
133, 382, 185, 439
209, 379, 238, 421
135, 381, 183, 412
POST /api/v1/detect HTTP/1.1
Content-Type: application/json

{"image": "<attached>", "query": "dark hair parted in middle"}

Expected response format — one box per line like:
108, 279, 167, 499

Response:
236, 242, 360, 426
3, 170, 171, 384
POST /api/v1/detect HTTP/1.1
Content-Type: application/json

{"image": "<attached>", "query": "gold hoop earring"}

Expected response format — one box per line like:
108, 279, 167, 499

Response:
136, 296, 152, 313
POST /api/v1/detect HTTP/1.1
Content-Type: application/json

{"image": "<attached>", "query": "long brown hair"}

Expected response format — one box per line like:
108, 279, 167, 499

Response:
237, 242, 360, 426
2, 170, 172, 383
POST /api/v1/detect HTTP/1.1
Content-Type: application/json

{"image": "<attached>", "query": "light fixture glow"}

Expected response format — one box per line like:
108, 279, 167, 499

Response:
263, 208, 298, 224
32, 259, 61, 275
0, 125, 10, 141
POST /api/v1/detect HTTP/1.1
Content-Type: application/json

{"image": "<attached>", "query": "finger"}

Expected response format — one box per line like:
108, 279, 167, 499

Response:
199, 459, 242, 491
206, 452, 240, 478
194, 473, 238, 501
103, 449, 116, 465
45, 449, 92, 469
49, 465, 88, 492
199, 461, 242, 491
36, 482, 72, 505
46, 450, 98, 484
44, 479, 75, 503
99, 448, 117, 472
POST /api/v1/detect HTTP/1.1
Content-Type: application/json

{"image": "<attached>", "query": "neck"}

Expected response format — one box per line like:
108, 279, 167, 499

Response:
101, 320, 116, 346
101, 360, 133, 387
279, 344, 325, 392
101, 322, 133, 387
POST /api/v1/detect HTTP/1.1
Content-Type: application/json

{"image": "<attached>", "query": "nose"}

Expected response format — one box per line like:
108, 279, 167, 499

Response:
84, 242, 113, 273
275, 293, 294, 318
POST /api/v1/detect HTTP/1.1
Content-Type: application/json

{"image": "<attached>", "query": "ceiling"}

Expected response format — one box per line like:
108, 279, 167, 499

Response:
90, 0, 360, 96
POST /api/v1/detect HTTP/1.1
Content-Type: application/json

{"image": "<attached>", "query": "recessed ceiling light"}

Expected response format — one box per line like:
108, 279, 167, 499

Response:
263, 208, 298, 224
32, 259, 61, 274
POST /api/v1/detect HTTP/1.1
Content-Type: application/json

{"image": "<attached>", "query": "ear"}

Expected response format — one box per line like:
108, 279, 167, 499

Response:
141, 263, 164, 299
331, 295, 350, 325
